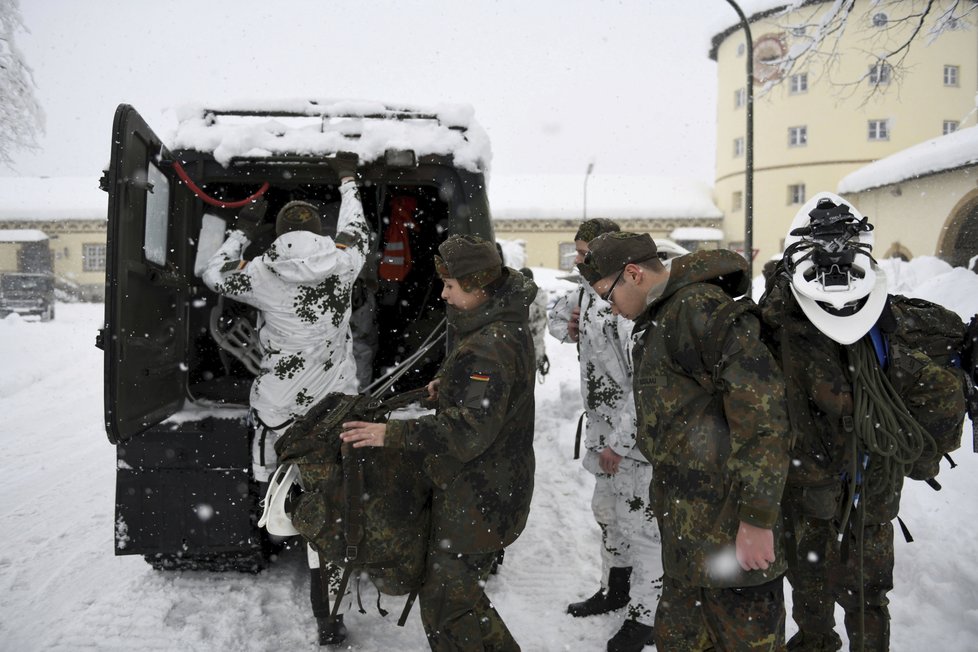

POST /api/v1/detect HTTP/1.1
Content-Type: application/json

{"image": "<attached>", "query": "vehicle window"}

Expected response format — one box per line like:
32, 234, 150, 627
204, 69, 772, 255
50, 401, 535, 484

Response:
144, 162, 170, 266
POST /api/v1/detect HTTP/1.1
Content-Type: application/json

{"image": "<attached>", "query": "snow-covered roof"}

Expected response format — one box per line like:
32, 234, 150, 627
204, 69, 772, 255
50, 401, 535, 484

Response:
169, 98, 492, 173
838, 125, 978, 194
0, 177, 106, 221
706, 0, 806, 59
489, 175, 721, 221
0, 229, 48, 242
671, 226, 724, 241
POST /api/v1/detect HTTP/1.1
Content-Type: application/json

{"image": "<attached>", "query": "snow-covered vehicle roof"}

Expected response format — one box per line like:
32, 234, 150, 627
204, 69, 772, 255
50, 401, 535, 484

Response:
0, 229, 49, 242
168, 98, 492, 173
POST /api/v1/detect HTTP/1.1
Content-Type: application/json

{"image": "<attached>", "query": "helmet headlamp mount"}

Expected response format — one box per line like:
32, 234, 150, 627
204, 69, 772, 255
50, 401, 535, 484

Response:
781, 192, 887, 345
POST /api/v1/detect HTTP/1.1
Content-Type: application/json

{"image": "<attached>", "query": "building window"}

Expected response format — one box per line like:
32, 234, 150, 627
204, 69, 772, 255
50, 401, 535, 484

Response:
944, 65, 959, 86
737, 42, 746, 57
733, 137, 745, 158
868, 119, 890, 141
732, 191, 743, 211
558, 242, 576, 271
868, 62, 892, 85
944, 120, 959, 135
872, 12, 888, 27
788, 184, 806, 205
734, 87, 746, 109
83, 243, 107, 272
789, 73, 808, 94
788, 126, 808, 147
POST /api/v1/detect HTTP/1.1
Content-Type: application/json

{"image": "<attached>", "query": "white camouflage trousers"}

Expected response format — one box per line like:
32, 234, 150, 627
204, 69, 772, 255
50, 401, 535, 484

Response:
592, 459, 663, 626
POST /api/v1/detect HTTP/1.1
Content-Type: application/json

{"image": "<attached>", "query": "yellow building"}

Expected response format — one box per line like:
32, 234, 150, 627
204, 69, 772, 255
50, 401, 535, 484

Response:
839, 125, 978, 268
710, 0, 977, 264
0, 177, 107, 301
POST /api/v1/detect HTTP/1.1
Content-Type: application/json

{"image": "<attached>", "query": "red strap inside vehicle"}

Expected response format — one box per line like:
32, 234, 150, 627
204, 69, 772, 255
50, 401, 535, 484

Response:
171, 160, 270, 209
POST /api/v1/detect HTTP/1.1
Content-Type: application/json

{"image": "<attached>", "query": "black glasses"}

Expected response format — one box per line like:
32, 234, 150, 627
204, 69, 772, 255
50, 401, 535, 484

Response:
600, 267, 626, 303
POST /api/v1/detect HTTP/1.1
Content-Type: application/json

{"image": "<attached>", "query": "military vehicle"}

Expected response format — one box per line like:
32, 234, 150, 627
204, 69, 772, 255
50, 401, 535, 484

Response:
98, 100, 494, 571
0, 229, 55, 321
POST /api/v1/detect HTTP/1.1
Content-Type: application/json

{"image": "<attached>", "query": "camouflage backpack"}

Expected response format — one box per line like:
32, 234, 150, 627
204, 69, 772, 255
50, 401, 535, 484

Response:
274, 388, 433, 623
885, 295, 978, 435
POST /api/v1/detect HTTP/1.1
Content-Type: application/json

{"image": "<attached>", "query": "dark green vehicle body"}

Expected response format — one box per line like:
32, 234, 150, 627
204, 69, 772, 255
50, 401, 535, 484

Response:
100, 102, 494, 570
0, 233, 55, 322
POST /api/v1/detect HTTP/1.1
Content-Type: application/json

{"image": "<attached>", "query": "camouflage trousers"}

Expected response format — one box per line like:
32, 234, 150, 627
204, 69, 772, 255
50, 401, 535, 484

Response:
307, 545, 346, 618
592, 460, 663, 625
654, 574, 785, 651
783, 490, 894, 652
420, 548, 520, 652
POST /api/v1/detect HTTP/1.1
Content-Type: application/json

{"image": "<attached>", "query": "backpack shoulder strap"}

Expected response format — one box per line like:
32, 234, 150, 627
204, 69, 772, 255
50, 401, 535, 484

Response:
702, 297, 761, 373
663, 285, 760, 394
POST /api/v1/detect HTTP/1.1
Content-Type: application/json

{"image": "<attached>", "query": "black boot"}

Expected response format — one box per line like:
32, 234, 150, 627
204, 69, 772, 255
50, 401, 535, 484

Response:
567, 566, 632, 617
490, 549, 505, 575
318, 615, 347, 646
607, 619, 654, 652
785, 630, 842, 651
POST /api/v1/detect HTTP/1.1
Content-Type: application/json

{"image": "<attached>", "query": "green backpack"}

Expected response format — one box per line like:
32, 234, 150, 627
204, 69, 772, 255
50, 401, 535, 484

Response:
886, 295, 978, 436
274, 388, 433, 623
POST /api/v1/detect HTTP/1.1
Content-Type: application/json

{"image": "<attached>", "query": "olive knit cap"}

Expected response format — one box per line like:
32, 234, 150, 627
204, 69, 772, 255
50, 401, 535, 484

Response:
435, 234, 502, 292
581, 231, 659, 280
574, 218, 620, 244
275, 200, 323, 236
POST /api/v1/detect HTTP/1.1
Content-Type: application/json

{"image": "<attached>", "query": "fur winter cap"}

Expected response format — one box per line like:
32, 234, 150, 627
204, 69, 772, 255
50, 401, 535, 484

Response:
275, 200, 323, 236
435, 234, 502, 291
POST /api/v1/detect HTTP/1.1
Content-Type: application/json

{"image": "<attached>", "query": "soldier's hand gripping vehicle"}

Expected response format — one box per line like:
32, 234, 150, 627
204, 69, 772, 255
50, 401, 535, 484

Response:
98, 99, 494, 571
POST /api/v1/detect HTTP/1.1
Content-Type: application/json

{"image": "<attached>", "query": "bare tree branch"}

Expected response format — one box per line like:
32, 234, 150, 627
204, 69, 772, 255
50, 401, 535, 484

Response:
753, 0, 968, 104
0, 0, 45, 169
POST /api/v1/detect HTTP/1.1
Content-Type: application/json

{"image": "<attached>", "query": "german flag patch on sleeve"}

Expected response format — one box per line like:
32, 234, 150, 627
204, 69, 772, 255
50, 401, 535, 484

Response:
463, 372, 492, 409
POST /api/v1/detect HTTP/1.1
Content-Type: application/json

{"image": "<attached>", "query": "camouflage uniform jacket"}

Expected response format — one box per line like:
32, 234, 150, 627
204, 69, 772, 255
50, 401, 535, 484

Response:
385, 269, 537, 554
761, 280, 965, 523
631, 250, 790, 588
202, 180, 369, 427
549, 282, 644, 467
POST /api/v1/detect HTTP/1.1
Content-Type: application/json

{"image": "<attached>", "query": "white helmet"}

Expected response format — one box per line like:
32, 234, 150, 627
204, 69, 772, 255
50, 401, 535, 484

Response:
783, 192, 886, 345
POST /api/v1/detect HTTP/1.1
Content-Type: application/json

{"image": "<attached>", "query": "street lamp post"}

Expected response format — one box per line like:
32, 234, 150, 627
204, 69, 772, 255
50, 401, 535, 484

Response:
583, 162, 595, 220
726, 0, 754, 278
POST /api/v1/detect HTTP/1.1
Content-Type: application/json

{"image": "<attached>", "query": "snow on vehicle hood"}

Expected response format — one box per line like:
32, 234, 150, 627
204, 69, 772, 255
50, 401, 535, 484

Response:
168, 98, 492, 173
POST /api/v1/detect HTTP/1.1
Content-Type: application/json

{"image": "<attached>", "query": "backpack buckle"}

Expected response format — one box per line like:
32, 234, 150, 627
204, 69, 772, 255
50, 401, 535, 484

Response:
345, 545, 359, 561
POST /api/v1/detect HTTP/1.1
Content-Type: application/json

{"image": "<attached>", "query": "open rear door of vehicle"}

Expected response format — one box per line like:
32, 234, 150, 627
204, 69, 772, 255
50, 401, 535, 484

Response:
103, 104, 193, 444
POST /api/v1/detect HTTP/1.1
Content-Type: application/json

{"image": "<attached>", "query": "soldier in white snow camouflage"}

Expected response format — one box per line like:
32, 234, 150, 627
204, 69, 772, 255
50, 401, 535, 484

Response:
202, 155, 367, 646
549, 219, 663, 652
519, 267, 550, 380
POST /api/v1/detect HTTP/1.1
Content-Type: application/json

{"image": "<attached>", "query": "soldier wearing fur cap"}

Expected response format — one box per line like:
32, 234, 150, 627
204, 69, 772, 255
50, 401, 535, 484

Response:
583, 231, 791, 651
341, 234, 537, 652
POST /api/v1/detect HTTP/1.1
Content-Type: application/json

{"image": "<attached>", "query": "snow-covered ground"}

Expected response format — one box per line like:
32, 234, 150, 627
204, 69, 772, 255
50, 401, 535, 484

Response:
1, 259, 976, 651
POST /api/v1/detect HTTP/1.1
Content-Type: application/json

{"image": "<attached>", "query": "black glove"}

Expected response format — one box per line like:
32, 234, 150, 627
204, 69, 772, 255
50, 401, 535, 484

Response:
235, 198, 268, 240
333, 152, 359, 181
